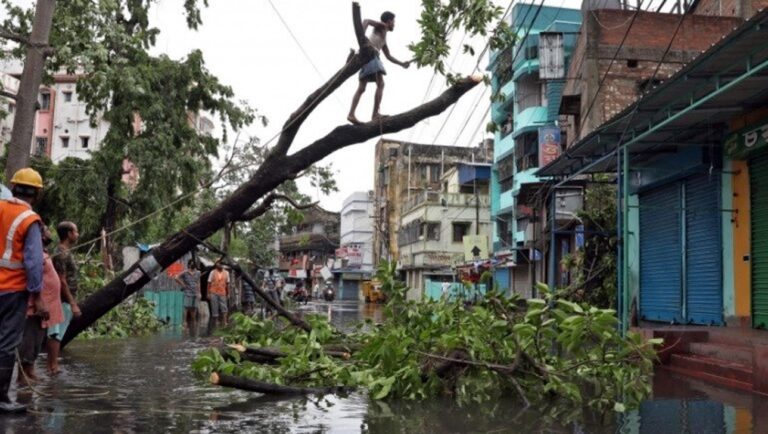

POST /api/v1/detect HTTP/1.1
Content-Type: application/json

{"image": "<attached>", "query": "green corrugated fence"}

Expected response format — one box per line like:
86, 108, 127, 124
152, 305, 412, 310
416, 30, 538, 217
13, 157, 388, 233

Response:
143, 290, 184, 326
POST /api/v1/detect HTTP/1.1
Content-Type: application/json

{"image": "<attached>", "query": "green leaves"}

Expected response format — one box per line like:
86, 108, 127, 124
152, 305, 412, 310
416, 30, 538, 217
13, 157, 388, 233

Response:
409, 0, 516, 82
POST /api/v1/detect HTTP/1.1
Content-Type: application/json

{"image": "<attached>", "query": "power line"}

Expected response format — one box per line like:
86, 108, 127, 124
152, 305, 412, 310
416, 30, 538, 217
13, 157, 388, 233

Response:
576, 5, 643, 139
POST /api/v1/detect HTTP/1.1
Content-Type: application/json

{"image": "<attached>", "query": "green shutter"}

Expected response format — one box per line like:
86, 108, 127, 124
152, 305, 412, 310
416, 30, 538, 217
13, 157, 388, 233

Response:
750, 154, 768, 328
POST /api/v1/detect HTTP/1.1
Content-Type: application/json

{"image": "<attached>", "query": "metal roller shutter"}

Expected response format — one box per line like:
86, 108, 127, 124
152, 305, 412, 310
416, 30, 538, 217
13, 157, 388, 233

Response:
684, 174, 723, 325
751, 154, 768, 328
341, 280, 359, 301
640, 183, 683, 323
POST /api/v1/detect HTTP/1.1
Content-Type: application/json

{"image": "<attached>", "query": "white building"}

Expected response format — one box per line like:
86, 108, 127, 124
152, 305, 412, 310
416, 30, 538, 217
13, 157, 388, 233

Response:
398, 163, 492, 299
334, 191, 375, 300
49, 76, 110, 161
0, 72, 19, 146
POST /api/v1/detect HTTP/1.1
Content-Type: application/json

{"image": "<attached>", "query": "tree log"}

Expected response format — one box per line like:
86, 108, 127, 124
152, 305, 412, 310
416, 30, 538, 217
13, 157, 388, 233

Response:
210, 372, 349, 396
229, 344, 351, 361
60, 2, 482, 347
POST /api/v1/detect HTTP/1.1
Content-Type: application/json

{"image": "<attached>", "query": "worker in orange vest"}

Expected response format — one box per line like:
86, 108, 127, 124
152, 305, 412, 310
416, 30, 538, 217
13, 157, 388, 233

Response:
207, 260, 230, 327
0, 168, 46, 414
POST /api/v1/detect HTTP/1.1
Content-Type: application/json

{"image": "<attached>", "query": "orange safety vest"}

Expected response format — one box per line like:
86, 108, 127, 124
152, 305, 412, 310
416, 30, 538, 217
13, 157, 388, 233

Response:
209, 270, 229, 296
0, 198, 42, 292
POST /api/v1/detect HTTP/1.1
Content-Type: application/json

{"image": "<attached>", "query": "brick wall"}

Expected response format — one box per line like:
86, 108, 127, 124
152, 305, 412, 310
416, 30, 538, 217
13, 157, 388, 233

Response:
694, 0, 768, 18
560, 9, 742, 147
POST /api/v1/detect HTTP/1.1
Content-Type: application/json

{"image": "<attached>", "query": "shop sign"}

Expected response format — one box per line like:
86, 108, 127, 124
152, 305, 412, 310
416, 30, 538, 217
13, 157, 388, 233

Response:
538, 126, 562, 167
726, 119, 768, 158
347, 245, 363, 267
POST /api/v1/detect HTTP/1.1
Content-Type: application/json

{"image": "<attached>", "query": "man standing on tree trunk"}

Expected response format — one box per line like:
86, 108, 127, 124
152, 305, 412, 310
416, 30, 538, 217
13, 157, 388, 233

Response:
347, 11, 410, 125
48, 221, 82, 376
0, 168, 46, 414
208, 261, 230, 327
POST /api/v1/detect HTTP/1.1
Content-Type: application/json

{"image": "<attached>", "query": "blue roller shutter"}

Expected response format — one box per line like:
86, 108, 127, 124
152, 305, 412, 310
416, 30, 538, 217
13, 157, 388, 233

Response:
640, 183, 683, 323
341, 280, 359, 301
684, 174, 723, 325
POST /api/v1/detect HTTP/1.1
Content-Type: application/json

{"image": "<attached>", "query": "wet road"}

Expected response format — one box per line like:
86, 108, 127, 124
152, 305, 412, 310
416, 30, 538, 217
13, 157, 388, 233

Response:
0, 301, 764, 433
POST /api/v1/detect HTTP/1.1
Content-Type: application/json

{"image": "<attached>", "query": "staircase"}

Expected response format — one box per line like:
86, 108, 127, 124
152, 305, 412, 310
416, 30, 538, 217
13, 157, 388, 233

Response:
656, 329, 756, 392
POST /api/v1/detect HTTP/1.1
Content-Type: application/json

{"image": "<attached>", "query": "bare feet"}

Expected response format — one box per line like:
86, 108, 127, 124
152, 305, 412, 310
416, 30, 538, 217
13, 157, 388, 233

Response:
347, 115, 362, 125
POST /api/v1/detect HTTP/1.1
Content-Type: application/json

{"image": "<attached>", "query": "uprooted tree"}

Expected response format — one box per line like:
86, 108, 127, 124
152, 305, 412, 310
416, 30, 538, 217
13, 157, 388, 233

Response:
61, 2, 515, 345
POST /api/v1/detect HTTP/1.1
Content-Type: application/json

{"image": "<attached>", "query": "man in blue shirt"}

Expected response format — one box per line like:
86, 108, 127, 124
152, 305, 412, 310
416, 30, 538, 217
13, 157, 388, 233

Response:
0, 168, 46, 414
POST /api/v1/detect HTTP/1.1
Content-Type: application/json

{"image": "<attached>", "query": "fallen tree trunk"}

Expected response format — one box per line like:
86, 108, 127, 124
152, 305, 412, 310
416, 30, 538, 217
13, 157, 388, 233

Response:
210, 372, 350, 396
228, 344, 351, 361
60, 2, 481, 347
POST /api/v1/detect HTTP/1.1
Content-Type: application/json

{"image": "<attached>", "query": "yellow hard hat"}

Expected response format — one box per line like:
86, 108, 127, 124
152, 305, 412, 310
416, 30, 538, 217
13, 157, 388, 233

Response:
10, 168, 43, 189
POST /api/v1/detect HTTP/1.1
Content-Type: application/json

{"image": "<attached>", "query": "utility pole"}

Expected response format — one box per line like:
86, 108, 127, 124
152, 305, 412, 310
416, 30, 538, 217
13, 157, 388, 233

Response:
474, 174, 479, 235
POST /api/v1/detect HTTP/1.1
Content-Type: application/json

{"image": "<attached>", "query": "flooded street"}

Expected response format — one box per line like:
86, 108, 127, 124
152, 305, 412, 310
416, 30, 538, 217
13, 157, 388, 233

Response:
0, 301, 764, 433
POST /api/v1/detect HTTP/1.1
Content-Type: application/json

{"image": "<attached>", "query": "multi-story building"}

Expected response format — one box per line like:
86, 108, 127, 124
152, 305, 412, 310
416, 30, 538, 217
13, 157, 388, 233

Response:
398, 163, 492, 298
0, 72, 19, 146
1, 61, 214, 161
371, 138, 492, 297
333, 191, 375, 300
488, 3, 582, 295
278, 206, 340, 287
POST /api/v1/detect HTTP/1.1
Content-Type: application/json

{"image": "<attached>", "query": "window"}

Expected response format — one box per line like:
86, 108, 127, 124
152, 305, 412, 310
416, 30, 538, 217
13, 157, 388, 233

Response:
39, 92, 51, 110
627, 59, 638, 68
429, 164, 441, 183
34, 137, 47, 156
60, 136, 69, 148
425, 222, 440, 241
419, 164, 428, 182
452, 222, 471, 243
80, 136, 90, 148
63, 91, 73, 102
7, 103, 14, 114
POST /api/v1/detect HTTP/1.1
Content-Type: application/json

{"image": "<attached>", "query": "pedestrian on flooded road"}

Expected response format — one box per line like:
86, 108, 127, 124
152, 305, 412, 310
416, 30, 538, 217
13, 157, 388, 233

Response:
48, 221, 82, 376
175, 259, 201, 331
18, 225, 63, 386
208, 261, 230, 327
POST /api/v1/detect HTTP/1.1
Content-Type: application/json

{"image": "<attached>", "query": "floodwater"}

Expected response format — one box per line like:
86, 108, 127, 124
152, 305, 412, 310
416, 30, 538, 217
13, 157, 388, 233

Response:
0, 301, 764, 433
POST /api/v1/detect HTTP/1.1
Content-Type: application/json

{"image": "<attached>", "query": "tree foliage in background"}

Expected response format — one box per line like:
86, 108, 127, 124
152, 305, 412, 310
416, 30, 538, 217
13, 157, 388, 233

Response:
561, 180, 618, 308
0, 0, 252, 254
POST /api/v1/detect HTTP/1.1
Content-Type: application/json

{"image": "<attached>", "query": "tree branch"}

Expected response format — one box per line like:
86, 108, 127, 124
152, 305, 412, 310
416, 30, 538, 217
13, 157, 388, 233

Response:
270, 2, 375, 157
0, 27, 29, 45
286, 75, 482, 173
236, 193, 317, 222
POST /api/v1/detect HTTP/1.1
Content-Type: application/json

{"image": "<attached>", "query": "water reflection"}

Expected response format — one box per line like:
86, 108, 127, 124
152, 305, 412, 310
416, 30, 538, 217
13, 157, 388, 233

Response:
0, 301, 763, 433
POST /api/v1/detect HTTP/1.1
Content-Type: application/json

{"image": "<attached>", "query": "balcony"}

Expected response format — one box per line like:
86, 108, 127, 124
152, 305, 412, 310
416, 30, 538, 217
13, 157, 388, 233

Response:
514, 106, 548, 135
402, 191, 491, 215
499, 79, 515, 108
491, 101, 509, 125
498, 189, 514, 212
494, 132, 515, 163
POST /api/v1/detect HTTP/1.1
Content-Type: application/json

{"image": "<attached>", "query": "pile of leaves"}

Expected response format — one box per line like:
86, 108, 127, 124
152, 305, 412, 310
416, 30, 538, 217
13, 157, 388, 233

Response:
76, 256, 164, 339
193, 262, 658, 416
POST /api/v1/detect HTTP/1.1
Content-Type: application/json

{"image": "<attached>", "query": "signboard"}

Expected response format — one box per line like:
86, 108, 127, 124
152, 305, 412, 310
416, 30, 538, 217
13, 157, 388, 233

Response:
726, 119, 768, 158
539, 32, 565, 79
463, 235, 489, 261
347, 245, 363, 267
335, 247, 348, 259
538, 126, 561, 167
320, 266, 333, 281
